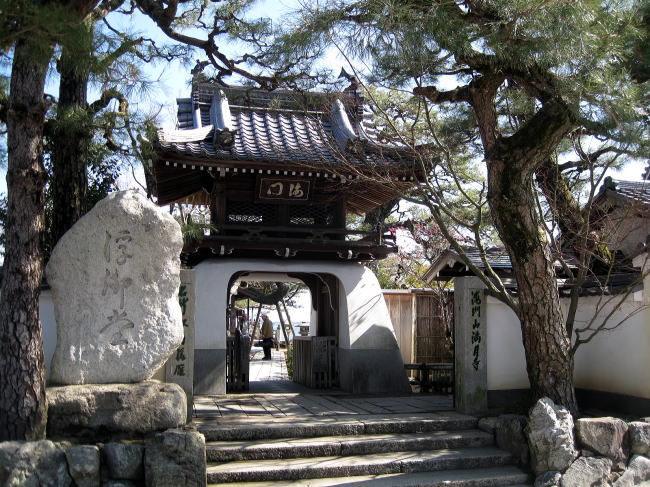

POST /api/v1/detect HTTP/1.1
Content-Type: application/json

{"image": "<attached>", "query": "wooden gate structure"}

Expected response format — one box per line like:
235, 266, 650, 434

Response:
383, 289, 454, 392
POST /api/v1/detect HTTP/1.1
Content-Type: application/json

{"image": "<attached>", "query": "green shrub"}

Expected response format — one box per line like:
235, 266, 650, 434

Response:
285, 342, 294, 380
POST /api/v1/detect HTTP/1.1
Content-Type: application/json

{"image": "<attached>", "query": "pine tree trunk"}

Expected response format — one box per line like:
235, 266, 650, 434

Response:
0, 39, 51, 441
49, 45, 90, 249
488, 158, 578, 414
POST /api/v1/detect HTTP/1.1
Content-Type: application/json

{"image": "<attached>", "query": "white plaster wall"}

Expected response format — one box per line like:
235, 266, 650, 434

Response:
485, 296, 529, 390
40, 289, 57, 380
485, 284, 650, 399
194, 259, 400, 352
572, 294, 650, 399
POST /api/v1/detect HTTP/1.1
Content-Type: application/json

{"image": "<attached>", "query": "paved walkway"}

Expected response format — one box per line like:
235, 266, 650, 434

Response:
247, 347, 309, 393
194, 345, 453, 422
194, 393, 454, 421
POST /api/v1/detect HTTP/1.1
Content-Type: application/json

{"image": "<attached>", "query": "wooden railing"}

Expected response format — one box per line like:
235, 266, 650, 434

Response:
211, 225, 396, 247
293, 336, 338, 389
404, 363, 453, 394
226, 333, 250, 392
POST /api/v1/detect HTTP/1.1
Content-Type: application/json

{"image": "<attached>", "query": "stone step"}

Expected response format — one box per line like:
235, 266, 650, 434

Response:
206, 429, 494, 462
206, 447, 515, 484
197, 412, 478, 441
207, 466, 531, 486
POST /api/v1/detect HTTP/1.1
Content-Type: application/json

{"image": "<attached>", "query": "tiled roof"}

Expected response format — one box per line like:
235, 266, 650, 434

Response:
599, 177, 650, 207
421, 247, 513, 282
612, 179, 650, 206
462, 248, 512, 269
422, 247, 583, 282
155, 85, 418, 171
158, 109, 340, 165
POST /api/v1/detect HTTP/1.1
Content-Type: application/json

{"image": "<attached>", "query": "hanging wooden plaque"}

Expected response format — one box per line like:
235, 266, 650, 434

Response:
257, 177, 311, 202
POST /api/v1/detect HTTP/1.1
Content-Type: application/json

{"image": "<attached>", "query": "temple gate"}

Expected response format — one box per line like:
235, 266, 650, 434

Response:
148, 82, 422, 394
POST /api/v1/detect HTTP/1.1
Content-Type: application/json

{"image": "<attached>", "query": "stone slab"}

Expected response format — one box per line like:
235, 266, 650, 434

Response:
47, 381, 186, 439
206, 430, 493, 462
454, 277, 487, 415
197, 412, 478, 441
165, 269, 195, 422
203, 466, 530, 486
206, 447, 513, 483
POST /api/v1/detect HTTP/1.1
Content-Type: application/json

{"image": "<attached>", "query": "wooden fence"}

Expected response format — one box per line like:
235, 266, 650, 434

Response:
383, 289, 454, 365
292, 336, 338, 389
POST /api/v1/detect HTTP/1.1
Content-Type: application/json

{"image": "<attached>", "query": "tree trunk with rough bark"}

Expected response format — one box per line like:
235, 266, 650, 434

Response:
49, 45, 90, 249
0, 39, 51, 441
488, 160, 578, 414
484, 99, 579, 414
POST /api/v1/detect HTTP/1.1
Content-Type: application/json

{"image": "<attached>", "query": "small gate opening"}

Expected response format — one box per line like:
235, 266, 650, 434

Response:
225, 271, 340, 393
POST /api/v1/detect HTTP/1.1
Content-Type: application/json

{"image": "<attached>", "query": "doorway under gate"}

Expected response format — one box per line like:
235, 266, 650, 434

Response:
225, 271, 341, 394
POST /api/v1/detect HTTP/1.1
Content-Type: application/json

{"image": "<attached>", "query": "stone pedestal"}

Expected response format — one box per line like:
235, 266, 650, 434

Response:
47, 381, 186, 440
454, 276, 487, 415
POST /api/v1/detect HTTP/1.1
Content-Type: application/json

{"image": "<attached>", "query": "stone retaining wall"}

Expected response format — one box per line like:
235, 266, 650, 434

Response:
0, 428, 206, 486
0, 381, 206, 486
481, 397, 650, 487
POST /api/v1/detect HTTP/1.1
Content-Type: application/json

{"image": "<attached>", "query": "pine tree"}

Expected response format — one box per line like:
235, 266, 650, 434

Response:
0, 0, 103, 441
270, 0, 649, 413
0, 0, 322, 440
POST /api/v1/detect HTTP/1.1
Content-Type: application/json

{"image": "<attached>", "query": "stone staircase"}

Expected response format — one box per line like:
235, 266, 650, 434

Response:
198, 411, 532, 486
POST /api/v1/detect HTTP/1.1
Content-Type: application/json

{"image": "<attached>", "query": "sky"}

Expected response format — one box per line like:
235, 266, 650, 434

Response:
0, 1, 646, 214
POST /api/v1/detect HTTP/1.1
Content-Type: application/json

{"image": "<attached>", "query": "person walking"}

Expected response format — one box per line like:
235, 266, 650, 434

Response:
261, 314, 273, 360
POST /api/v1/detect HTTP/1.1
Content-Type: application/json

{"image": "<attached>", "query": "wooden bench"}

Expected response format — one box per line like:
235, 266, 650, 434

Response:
404, 363, 453, 393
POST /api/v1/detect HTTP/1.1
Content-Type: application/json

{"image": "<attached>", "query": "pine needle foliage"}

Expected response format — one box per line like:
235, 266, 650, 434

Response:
267, 0, 649, 414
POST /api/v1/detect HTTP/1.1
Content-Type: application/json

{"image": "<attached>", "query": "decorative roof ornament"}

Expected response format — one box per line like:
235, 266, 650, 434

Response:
210, 90, 236, 148
192, 93, 202, 128
338, 67, 359, 90
330, 98, 357, 148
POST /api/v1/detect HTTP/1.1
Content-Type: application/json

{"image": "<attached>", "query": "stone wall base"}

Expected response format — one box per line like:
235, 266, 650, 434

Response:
576, 388, 650, 417
194, 348, 226, 394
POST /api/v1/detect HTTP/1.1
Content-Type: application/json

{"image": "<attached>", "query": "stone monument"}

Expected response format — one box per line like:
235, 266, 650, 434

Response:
46, 190, 184, 384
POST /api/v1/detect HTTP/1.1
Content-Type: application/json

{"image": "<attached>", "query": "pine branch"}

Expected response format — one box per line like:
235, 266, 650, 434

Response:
134, 0, 314, 89
94, 31, 144, 73
461, 53, 559, 102
413, 85, 470, 104
92, 0, 124, 20
89, 88, 127, 114
492, 99, 574, 175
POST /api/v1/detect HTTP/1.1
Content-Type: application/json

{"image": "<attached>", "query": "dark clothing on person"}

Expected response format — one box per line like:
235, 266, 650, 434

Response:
261, 316, 273, 360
